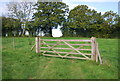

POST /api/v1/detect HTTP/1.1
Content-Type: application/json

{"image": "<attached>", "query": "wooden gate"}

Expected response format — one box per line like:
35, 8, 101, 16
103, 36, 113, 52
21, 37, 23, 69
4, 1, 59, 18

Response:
32, 37, 102, 64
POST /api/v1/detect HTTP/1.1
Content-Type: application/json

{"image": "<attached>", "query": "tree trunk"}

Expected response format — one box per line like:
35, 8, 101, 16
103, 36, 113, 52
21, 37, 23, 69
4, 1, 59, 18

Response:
2, 30, 6, 37
19, 29, 23, 37
16, 31, 19, 37
22, 30, 26, 36
49, 27, 52, 37
40, 31, 42, 36
8, 30, 13, 37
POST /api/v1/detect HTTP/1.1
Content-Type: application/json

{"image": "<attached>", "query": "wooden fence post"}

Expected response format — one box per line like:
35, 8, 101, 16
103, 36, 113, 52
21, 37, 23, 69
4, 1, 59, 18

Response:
96, 43, 101, 63
91, 37, 96, 61
36, 37, 40, 53
96, 42, 98, 62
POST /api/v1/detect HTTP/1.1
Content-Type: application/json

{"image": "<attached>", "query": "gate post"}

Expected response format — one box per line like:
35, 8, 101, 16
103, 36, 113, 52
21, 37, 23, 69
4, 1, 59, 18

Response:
91, 37, 96, 61
36, 37, 40, 53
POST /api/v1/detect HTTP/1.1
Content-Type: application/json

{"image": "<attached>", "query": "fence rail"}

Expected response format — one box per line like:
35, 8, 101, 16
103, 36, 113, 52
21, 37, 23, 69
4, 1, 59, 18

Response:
41, 43, 91, 46
41, 47, 91, 51
41, 39, 91, 42
32, 37, 102, 64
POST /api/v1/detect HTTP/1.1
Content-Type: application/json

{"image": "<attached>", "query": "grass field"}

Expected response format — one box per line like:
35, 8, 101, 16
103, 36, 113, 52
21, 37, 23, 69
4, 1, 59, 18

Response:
2, 37, 118, 79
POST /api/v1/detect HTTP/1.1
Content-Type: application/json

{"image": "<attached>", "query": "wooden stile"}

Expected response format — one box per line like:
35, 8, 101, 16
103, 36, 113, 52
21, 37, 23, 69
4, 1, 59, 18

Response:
33, 37, 102, 64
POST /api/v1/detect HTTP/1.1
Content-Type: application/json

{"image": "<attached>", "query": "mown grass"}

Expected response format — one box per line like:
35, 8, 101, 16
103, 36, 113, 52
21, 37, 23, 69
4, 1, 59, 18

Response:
2, 37, 118, 79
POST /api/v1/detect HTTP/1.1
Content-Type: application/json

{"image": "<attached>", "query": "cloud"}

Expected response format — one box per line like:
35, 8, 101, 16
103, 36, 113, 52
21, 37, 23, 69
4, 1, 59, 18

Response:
63, 0, 119, 2
0, 0, 11, 2
88, 6, 96, 10
63, 0, 98, 10
66, 4, 97, 11
1, 0, 119, 2
63, 0, 106, 15
0, 0, 37, 2
88, 6, 105, 14
0, 2, 8, 16
97, 10, 105, 14
67, 3, 79, 10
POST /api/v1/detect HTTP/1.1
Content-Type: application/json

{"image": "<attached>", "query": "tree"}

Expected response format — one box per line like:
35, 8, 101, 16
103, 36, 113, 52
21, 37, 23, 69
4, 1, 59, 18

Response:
2, 16, 7, 37
25, 21, 37, 36
7, 1, 35, 36
2, 16, 21, 37
102, 11, 119, 38
61, 19, 70, 37
33, 2, 69, 37
64, 5, 104, 37
111, 15, 120, 38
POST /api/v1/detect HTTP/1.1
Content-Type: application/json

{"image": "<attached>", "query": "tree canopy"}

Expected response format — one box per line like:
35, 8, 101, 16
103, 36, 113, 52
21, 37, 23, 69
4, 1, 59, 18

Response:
2, 2, 119, 38
61, 5, 119, 38
33, 2, 69, 37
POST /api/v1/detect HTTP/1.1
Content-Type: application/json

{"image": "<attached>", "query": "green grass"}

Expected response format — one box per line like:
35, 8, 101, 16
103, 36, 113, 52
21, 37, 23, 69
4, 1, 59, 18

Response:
2, 37, 118, 79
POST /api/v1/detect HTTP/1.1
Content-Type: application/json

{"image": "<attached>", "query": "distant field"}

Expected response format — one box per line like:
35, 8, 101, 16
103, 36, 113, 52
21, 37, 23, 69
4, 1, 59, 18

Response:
2, 37, 118, 79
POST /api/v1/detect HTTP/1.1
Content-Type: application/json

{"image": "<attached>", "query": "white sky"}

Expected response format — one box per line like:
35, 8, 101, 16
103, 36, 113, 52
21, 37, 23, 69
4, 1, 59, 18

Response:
64, 0, 119, 2
0, 0, 119, 2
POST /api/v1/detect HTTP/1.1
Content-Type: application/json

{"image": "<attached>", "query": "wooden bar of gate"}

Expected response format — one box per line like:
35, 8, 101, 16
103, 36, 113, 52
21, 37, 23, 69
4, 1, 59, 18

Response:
34, 37, 102, 64
40, 47, 91, 51
36, 37, 40, 53
41, 39, 91, 42
41, 43, 91, 46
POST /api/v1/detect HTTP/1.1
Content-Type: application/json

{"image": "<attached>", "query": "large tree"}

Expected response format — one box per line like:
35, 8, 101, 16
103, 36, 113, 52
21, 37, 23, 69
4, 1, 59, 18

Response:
102, 11, 119, 38
63, 5, 104, 37
7, 1, 35, 36
2, 16, 21, 37
33, 2, 69, 37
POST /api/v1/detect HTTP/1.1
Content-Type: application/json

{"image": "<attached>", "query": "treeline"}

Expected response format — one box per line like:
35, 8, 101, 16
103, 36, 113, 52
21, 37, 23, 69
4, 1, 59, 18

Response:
62, 5, 120, 38
2, 1, 120, 38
